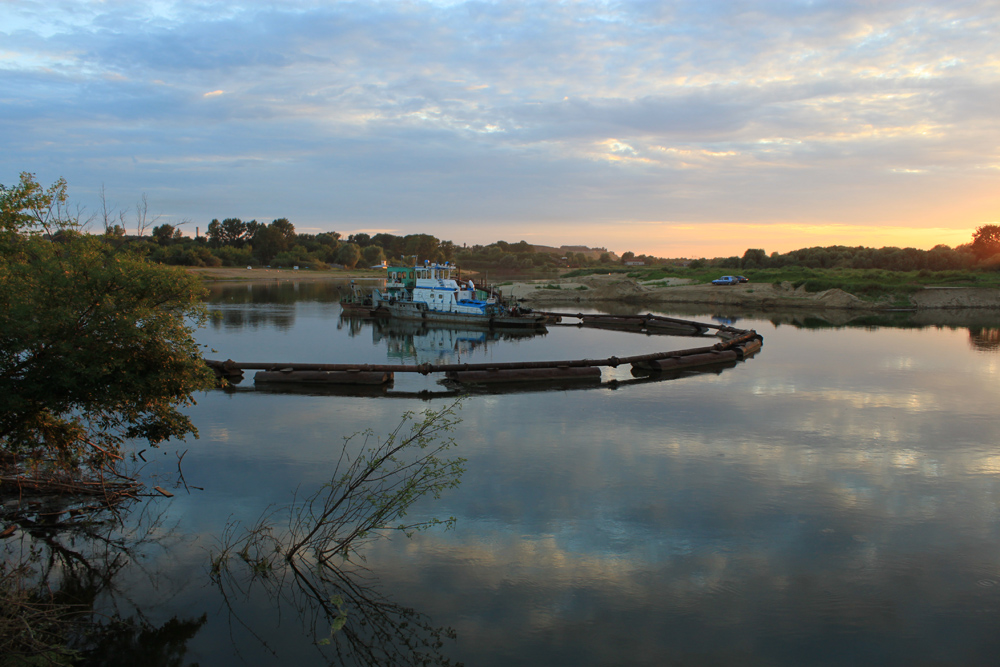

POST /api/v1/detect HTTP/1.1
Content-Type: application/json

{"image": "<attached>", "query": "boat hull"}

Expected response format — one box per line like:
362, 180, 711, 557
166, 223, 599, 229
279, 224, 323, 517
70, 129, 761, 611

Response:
376, 301, 546, 328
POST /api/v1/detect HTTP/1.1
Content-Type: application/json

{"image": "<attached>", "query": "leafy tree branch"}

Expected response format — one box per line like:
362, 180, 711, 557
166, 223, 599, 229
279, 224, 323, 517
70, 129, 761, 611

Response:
0, 174, 214, 474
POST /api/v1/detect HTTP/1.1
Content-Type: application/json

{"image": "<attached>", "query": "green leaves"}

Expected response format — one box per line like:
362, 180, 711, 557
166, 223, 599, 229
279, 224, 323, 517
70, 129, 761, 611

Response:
0, 175, 214, 470
0, 172, 69, 235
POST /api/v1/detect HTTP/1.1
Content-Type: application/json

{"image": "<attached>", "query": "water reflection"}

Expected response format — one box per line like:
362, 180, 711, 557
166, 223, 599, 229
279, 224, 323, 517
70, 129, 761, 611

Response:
208, 305, 297, 331
211, 556, 458, 667
212, 311, 755, 397
207, 401, 465, 666
340, 314, 546, 365
97, 280, 1000, 665
220, 360, 741, 399
205, 280, 346, 305
613, 299, 1000, 341
0, 491, 206, 664
969, 327, 1000, 351
79, 614, 206, 666
204, 281, 350, 331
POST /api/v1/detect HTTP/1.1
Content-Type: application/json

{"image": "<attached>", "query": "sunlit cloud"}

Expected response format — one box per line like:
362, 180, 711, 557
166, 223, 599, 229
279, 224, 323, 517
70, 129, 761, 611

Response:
1, 0, 997, 255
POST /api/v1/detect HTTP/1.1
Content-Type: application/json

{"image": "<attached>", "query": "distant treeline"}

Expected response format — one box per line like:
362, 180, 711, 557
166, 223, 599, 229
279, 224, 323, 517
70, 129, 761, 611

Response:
703, 244, 976, 272
689, 225, 1000, 273
103, 217, 1000, 274
109, 218, 613, 272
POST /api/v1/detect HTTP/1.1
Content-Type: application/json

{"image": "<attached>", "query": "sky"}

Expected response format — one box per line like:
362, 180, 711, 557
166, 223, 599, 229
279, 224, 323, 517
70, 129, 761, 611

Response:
1, 0, 998, 258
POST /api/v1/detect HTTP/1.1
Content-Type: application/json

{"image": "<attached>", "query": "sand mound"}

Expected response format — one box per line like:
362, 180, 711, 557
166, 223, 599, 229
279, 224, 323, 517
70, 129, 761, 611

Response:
816, 288, 866, 308
589, 278, 647, 300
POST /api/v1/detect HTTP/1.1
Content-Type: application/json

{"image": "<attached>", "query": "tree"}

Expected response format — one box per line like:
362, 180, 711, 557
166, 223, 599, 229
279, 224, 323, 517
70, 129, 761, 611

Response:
403, 234, 439, 261
741, 248, 767, 269
133, 193, 158, 237
206, 217, 256, 248
151, 223, 176, 246
0, 174, 215, 470
206, 219, 224, 248
221, 218, 247, 247
361, 245, 385, 266
244, 219, 263, 240
336, 243, 362, 269
269, 218, 296, 247
439, 240, 456, 261
971, 225, 1000, 260
251, 219, 297, 265
371, 233, 399, 258
0, 172, 68, 234
97, 183, 128, 236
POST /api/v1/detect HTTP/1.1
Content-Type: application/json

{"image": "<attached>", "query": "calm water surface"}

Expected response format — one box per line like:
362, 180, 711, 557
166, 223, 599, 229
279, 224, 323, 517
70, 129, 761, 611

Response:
88, 282, 1000, 664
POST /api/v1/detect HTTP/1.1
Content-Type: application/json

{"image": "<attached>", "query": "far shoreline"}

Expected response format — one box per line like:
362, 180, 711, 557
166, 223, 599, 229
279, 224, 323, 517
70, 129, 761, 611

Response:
187, 266, 1000, 311
185, 266, 383, 282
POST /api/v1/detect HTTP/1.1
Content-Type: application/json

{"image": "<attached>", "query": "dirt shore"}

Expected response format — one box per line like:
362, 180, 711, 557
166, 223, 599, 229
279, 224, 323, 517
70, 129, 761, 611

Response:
506, 275, 1000, 311
187, 267, 1000, 310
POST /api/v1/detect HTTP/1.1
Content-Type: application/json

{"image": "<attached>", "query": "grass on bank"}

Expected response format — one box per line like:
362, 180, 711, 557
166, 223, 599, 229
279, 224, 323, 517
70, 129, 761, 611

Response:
563, 266, 1000, 300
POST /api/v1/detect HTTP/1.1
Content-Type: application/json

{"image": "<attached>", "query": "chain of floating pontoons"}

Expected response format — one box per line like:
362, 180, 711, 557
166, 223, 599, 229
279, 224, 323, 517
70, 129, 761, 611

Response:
205, 312, 762, 384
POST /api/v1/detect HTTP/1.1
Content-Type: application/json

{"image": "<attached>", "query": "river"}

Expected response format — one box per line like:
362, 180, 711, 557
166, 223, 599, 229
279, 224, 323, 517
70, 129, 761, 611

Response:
53, 281, 1000, 665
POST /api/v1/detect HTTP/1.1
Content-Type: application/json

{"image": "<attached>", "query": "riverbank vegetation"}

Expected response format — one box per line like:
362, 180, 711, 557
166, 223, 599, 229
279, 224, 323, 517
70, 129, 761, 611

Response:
144, 213, 1000, 295
21, 169, 999, 287
2, 171, 998, 659
1, 173, 214, 479
136, 223, 589, 275
564, 233, 1000, 299
0, 173, 470, 663
1, 172, 219, 662
569, 265, 1000, 297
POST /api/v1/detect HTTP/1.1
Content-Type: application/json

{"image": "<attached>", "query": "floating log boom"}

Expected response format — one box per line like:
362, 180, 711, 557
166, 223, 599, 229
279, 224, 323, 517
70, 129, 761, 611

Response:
534, 311, 740, 336
254, 370, 393, 385
205, 328, 762, 386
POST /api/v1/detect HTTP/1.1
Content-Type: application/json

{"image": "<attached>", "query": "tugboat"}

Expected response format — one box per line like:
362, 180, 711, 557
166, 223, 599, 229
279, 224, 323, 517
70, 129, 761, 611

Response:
369, 261, 547, 328
340, 280, 375, 313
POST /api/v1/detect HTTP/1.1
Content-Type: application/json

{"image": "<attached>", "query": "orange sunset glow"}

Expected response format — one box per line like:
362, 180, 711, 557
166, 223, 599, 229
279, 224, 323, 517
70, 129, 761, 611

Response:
2, 1, 997, 256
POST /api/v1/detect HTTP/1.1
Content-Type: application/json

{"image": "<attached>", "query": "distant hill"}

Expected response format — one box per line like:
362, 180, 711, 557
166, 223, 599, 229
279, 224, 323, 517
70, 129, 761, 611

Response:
532, 245, 617, 260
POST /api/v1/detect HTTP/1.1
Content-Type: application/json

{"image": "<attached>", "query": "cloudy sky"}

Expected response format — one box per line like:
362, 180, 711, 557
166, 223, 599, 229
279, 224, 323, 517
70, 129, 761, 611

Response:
2, 0, 997, 257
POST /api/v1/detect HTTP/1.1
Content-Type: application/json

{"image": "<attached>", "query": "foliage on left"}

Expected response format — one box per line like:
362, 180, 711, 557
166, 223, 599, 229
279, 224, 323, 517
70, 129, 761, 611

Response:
0, 172, 215, 472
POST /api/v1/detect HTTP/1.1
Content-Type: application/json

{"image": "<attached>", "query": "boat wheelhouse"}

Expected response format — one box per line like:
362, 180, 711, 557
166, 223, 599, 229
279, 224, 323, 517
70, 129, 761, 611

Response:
370, 261, 546, 328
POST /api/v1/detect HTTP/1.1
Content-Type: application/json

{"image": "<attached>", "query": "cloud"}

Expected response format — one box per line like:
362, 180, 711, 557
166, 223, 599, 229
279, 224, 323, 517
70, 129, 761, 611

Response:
1, 0, 998, 255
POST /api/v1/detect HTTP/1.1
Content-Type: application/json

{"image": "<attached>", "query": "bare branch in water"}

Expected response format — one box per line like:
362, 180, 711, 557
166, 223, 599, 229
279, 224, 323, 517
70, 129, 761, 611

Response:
210, 399, 466, 666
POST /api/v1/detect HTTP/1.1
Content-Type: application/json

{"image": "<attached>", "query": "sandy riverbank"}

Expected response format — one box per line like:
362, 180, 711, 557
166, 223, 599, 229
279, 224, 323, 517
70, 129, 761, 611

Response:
504, 274, 1000, 311
187, 267, 1000, 310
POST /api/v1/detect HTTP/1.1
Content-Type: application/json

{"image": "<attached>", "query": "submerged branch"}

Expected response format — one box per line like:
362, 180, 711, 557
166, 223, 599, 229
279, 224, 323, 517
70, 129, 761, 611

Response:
209, 400, 466, 665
